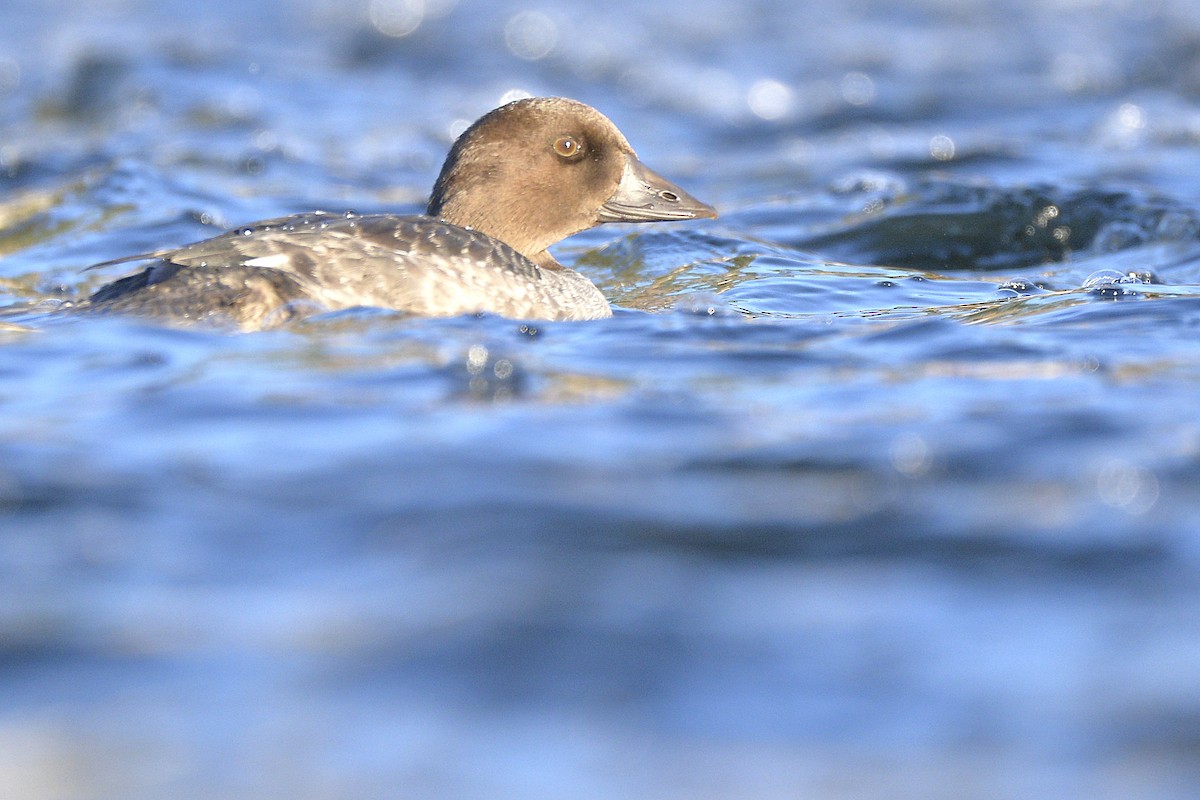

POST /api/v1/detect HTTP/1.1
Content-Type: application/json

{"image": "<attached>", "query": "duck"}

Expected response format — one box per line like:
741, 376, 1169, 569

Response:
78, 97, 717, 329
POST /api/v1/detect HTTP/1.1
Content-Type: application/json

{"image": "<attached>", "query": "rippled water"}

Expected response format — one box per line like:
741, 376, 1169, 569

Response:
4, 1, 1200, 798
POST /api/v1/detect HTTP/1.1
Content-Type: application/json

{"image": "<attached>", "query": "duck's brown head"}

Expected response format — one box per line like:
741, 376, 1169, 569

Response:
427, 97, 716, 265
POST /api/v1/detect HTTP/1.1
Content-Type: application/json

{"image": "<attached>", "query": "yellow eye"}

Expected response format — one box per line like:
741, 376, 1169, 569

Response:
553, 136, 583, 159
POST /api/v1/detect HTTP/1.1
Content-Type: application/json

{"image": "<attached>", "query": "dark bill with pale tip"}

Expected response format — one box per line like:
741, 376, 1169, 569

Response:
598, 157, 718, 223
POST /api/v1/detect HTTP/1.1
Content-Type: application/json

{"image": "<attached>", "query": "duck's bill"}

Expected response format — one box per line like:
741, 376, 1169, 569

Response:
598, 157, 718, 223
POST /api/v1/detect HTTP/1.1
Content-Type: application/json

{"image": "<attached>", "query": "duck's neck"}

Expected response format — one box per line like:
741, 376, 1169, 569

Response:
429, 203, 565, 270
530, 250, 565, 271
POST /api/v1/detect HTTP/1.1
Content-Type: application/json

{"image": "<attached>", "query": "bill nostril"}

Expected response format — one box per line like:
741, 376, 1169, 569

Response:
660, 190, 679, 202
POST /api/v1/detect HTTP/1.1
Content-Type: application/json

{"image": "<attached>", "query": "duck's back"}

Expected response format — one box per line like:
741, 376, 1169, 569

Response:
81, 212, 612, 328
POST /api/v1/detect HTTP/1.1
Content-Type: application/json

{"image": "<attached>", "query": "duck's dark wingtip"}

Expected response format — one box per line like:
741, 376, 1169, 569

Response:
84, 252, 165, 272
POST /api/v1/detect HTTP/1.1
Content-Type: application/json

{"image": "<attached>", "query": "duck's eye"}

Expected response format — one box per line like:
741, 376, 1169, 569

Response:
553, 136, 583, 159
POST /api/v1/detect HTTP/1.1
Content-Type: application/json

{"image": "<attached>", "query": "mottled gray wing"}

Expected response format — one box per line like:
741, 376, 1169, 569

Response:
160, 212, 592, 319
84, 212, 608, 324
81, 261, 312, 330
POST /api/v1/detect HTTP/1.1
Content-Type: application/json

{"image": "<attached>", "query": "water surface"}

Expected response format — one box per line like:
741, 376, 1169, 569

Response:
3, 1, 1200, 798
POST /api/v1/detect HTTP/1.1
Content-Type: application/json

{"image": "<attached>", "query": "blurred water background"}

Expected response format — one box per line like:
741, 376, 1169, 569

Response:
3, 0, 1200, 797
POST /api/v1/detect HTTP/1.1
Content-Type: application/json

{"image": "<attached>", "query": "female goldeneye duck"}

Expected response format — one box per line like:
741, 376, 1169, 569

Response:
80, 96, 717, 329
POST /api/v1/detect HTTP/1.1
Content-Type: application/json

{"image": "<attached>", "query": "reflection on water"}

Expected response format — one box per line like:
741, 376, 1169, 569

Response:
4, 0, 1200, 798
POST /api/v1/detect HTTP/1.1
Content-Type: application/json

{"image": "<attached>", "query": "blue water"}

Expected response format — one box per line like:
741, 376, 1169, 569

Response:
4, 1, 1200, 798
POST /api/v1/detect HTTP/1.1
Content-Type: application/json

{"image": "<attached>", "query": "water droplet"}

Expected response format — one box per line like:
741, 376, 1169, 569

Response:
466, 344, 488, 374
1083, 270, 1131, 298
254, 129, 278, 151
1096, 459, 1159, 515
999, 278, 1037, 293
929, 134, 955, 161
1082, 269, 1124, 288
1120, 270, 1159, 285
890, 433, 931, 478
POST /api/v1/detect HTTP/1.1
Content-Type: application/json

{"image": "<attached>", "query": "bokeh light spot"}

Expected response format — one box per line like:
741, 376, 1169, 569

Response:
369, 0, 426, 38
841, 71, 876, 106
505, 11, 558, 61
747, 79, 793, 121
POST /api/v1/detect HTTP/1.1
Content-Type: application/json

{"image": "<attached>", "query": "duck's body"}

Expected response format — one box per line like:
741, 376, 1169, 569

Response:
85, 211, 611, 328
78, 97, 716, 329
